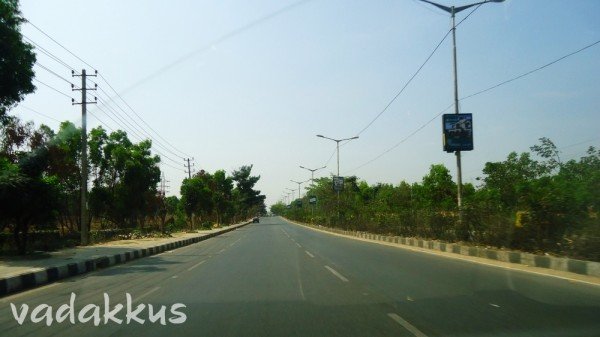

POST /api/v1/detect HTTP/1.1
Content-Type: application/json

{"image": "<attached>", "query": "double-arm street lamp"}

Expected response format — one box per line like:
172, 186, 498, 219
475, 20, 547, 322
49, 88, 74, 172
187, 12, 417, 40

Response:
290, 179, 310, 200
285, 188, 295, 203
417, 0, 504, 213
316, 135, 359, 177
299, 165, 327, 184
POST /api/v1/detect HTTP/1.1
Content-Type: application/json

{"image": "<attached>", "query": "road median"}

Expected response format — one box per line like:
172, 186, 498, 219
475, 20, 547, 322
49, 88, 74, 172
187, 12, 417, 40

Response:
284, 217, 600, 283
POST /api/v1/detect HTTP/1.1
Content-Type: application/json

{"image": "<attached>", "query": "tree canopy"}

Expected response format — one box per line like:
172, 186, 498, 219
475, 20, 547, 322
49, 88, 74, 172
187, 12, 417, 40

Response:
0, 0, 36, 123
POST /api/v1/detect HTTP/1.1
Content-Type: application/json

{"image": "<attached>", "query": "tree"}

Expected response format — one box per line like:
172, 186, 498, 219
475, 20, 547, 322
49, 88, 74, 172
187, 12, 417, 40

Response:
0, 0, 36, 123
232, 165, 266, 219
180, 175, 214, 229
212, 169, 233, 224
419, 164, 456, 209
0, 141, 60, 254
88, 127, 161, 228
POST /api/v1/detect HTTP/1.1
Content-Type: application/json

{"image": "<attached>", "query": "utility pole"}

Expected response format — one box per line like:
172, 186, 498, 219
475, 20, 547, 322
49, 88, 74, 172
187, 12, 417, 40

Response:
184, 158, 195, 179
160, 172, 170, 196
184, 158, 195, 229
72, 69, 97, 246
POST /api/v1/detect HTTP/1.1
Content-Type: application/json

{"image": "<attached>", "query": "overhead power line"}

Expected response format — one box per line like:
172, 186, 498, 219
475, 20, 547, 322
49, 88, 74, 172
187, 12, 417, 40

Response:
24, 19, 193, 165
356, 29, 452, 137
24, 35, 75, 71
354, 2, 483, 138
25, 19, 95, 69
35, 62, 75, 85
346, 38, 600, 173
93, 103, 183, 166
95, 78, 191, 158
460, 39, 600, 102
94, 93, 186, 161
19, 105, 61, 123
117, 0, 315, 95
33, 78, 74, 100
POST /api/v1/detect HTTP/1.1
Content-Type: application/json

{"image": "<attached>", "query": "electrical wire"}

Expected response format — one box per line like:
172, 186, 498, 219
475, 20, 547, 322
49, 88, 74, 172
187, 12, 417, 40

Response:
33, 78, 74, 100
94, 102, 184, 166
25, 19, 96, 70
35, 62, 75, 86
97, 74, 192, 158
25, 19, 193, 161
460, 39, 600, 102
345, 38, 600, 173
19, 105, 62, 123
95, 86, 186, 159
355, 29, 451, 137
24, 35, 76, 71
353, 2, 482, 138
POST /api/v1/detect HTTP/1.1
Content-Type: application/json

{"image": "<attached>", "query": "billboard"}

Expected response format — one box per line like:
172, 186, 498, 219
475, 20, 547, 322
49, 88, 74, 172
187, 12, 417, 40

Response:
443, 113, 473, 152
332, 176, 344, 192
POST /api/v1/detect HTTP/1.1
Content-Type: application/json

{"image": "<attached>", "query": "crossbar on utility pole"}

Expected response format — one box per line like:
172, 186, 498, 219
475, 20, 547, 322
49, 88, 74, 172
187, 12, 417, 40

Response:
72, 69, 97, 246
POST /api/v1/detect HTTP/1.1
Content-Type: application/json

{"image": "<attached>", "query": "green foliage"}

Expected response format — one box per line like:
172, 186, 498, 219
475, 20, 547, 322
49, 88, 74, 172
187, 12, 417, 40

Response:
232, 165, 266, 218
88, 127, 161, 228
0, 0, 36, 123
278, 139, 600, 261
179, 166, 266, 229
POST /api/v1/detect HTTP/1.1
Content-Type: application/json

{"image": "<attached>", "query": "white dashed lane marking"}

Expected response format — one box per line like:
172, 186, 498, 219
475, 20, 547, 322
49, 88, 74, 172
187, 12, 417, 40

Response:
187, 260, 205, 271
388, 313, 428, 337
325, 265, 349, 282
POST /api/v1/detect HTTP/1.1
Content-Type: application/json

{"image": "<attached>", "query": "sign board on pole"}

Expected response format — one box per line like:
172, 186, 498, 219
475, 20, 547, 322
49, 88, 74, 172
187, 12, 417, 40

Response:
443, 113, 473, 152
309, 196, 317, 205
332, 176, 344, 192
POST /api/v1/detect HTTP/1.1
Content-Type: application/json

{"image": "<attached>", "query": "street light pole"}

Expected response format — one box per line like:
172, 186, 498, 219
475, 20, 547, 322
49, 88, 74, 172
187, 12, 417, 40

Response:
316, 134, 359, 226
316, 135, 359, 177
299, 165, 327, 184
418, 0, 504, 220
290, 179, 310, 199
285, 188, 295, 201
300, 165, 326, 222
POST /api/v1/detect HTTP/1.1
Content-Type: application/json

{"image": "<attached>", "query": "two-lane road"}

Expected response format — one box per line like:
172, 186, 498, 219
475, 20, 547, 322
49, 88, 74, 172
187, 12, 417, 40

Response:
1, 216, 599, 336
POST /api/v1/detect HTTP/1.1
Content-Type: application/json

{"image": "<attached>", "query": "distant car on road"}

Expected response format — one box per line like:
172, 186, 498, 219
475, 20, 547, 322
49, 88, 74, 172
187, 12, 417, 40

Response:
252, 217, 260, 223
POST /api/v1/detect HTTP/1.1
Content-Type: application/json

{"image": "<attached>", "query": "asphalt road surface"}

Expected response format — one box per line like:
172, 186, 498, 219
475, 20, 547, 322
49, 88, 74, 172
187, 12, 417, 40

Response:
1, 216, 599, 337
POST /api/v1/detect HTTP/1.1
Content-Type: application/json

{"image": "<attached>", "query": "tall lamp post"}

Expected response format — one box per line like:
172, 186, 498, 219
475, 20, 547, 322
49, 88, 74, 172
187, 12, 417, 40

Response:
290, 179, 310, 200
300, 165, 326, 221
417, 0, 504, 217
316, 135, 359, 177
316, 134, 359, 225
299, 165, 327, 184
285, 188, 295, 202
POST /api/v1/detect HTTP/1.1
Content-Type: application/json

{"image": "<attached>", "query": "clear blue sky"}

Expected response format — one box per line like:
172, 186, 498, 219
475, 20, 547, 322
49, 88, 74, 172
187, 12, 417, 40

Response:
15, 0, 600, 207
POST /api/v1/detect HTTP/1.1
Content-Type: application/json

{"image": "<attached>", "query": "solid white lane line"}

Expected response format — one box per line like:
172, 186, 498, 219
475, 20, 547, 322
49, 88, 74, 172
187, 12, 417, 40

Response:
489, 303, 500, 308
187, 260, 205, 271
388, 313, 428, 337
137, 287, 160, 302
305, 251, 315, 258
325, 265, 349, 282
296, 242, 302, 248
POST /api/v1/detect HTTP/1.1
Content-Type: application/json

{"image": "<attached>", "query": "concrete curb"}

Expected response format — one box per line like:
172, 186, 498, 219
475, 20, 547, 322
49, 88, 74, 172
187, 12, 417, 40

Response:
287, 219, 600, 278
0, 221, 251, 297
